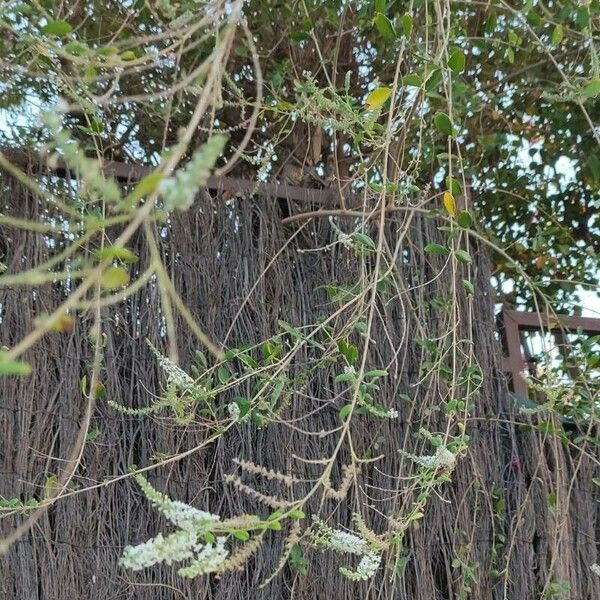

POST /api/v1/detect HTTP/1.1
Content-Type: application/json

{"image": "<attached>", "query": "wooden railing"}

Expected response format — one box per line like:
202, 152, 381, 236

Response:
498, 309, 600, 397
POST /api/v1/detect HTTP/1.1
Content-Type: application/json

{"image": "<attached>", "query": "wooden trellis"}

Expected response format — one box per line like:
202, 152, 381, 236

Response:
498, 309, 600, 397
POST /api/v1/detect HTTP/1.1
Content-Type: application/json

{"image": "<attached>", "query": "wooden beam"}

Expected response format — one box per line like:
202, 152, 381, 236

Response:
498, 311, 529, 398
0, 147, 344, 205
502, 309, 600, 335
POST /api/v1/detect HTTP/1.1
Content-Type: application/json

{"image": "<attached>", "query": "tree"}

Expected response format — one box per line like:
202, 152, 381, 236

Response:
0, 1, 599, 598
2, 0, 598, 306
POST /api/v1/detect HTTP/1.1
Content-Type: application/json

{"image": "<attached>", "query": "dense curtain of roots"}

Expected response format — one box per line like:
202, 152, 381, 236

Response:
1, 174, 599, 599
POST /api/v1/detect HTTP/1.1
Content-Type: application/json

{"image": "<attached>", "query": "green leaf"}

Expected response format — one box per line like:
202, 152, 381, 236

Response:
101, 266, 129, 290
401, 14, 413, 38
592, 477, 600, 487
278, 319, 303, 339
434, 112, 453, 136
128, 172, 164, 203
234, 397, 251, 417
456, 211, 473, 228
42, 20, 72, 36
527, 11, 541, 27
64, 41, 88, 56
448, 48, 465, 74
408, 511, 424, 521
551, 24, 564, 45
232, 530, 250, 541
195, 350, 208, 367
424, 243, 449, 256
335, 373, 355, 383
86, 428, 101, 442
120, 50, 136, 61
366, 86, 392, 109
97, 46, 118, 57
288, 509, 305, 519
582, 79, 600, 99
339, 404, 353, 422
44, 475, 59, 499
354, 321, 368, 333
454, 249, 472, 264
575, 7, 589, 29
445, 176, 462, 195
218, 366, 232, 384
373, 13, 396, 40
352, 232, 376, 249
238, 353, 259, 369
289, 544, 309, 575
338, 340, 359, 364
394, 553, 410, 577
586, 155, 600, 184
365, 369, 388, 378
267, 520, 282, 531
402, 73, 421, 87
425, 69, 442, 93
463, 280, 474, 296
93, 246, 138, 264
203, 531, 216, 544
0, 358, 32, 376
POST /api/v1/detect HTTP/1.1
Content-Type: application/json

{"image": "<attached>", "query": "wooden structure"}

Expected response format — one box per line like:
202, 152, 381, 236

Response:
498, 309, 600, 397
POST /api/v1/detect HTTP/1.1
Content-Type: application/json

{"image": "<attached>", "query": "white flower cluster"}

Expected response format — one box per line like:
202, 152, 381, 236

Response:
147, 342, 194, 387
227, 402, 241, 421
120, 476, 228, 578
136, 475, 219, 532
340, 551, 382, 581
161, 499, 220, 531
344, 365, 356, 376
386, 408, 399, 419
591, 563, 600, 577
415, 447, 456, 472
120, 530, 229, 578
338, 232, 354, 249
328, 530, 368, 555
178, 538, 228, 578
310, 519, 382, 582
120, 529, 198, 570
159, 135, 227, 212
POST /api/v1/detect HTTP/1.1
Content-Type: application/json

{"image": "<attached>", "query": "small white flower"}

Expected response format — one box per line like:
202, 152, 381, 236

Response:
227, 402, 241, 420
343, 366, 356, 376
178, 538, 229, 578
338, 233, 353, 249
387, 408, 399, 419
435, 447, 456, 469
591, 563, 600, 577
355, 551, 382, 579
328, 530, 368, 555
415, 455, 438, 469
339, 551, 382, 581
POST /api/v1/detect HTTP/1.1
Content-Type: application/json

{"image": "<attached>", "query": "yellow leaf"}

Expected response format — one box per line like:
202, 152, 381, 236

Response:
443, 191, 457, 217
101, 266, 129, 290
409, 511, 424, 521
365, 87, 392, 109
